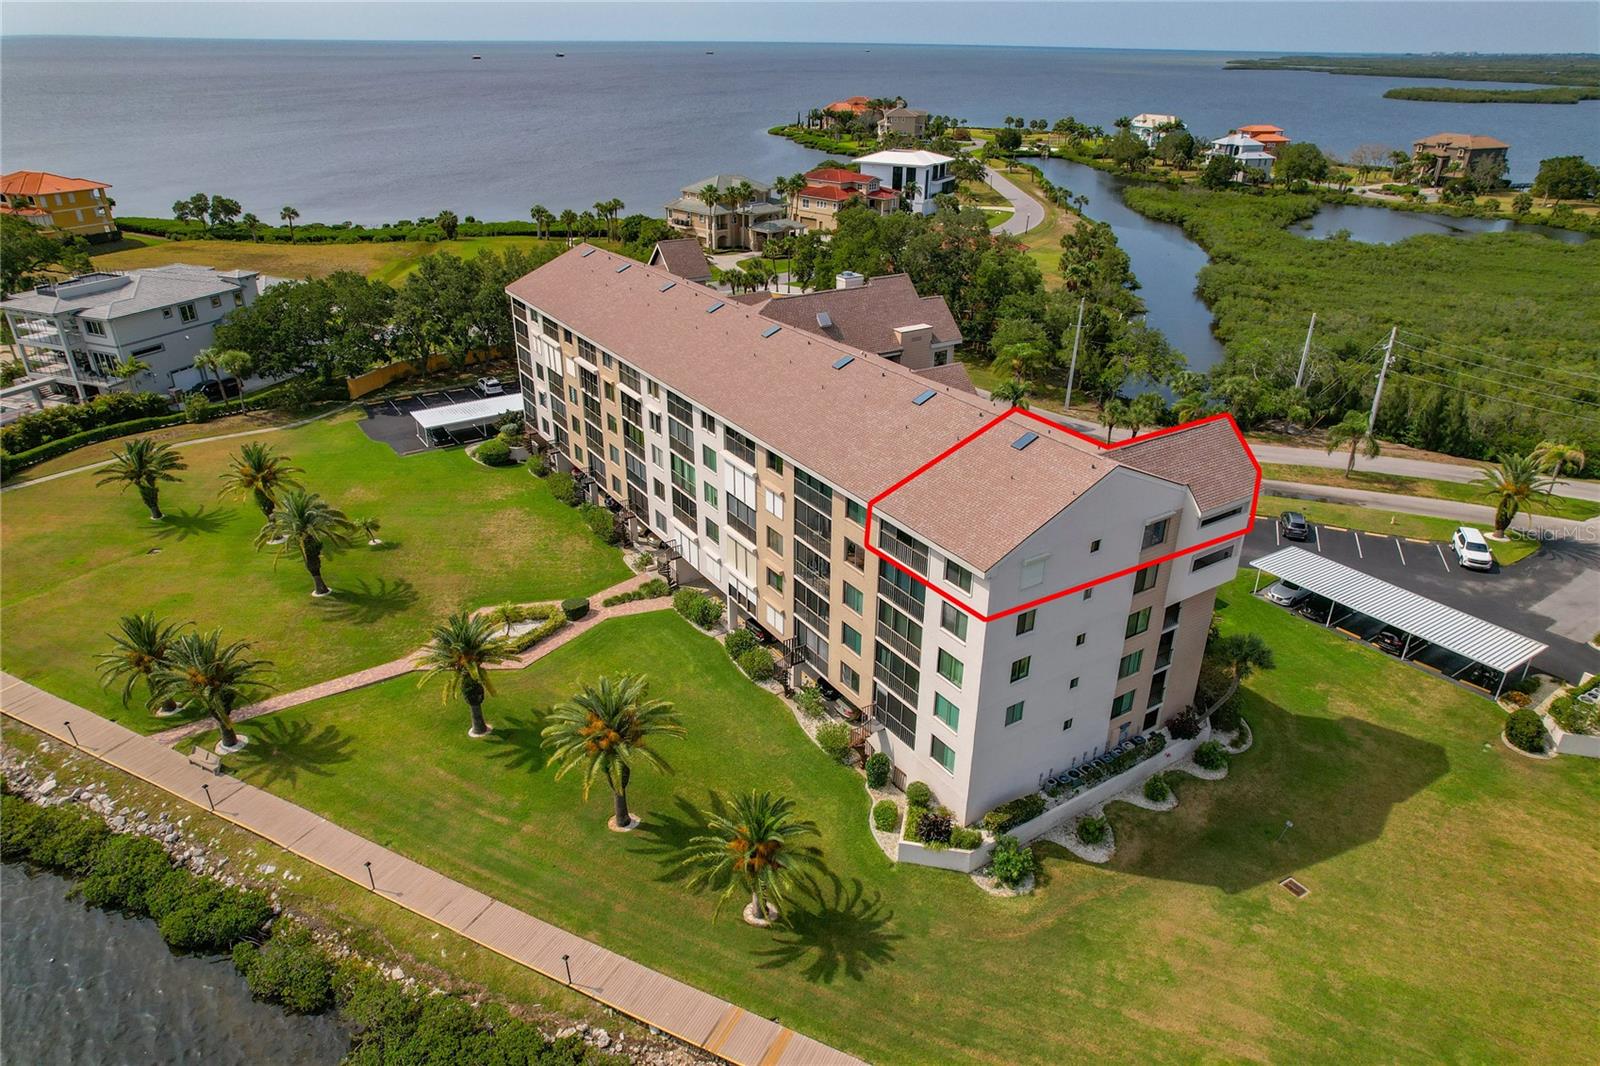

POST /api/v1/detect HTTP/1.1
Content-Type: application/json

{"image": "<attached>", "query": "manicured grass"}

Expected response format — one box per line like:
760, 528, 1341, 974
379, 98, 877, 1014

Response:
957, 179, 1010, 207
998, 164, 1079, 283
1259, 494, 1540, 565
0, 412, 628, 731
1263, 463, 1600, 521
203, 595, 1597, 1064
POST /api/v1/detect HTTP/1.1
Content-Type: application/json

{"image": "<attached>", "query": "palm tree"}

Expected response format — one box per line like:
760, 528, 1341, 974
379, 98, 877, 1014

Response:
1103, 396, 1133, 442
96, 438, 187, 520
1531, 441, 1586, 479
558, 209, 578, 241
541, 674, 685, 829
1474, 453, 1554, 535
593, 200, 610, 238
98, 613, 187, 715
107, 355, 151, 382
254, 489, 355, 596
279, 205, 299, 240
990, 377, 1032, 410
680, 791, 821, 924
1324, 410, 1380, 476
218, 441, 303, 519
358, 516, 382, 545
1207, 632, 1275, 682
529, 204, 552, 239
416, 610, 514, 737
149, 629, 272, 750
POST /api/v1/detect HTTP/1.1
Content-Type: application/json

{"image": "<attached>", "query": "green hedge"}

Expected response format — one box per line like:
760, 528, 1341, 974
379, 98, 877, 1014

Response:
1, 414, 185, 478
1, 389, 172, 452
981, 792, 1047, 834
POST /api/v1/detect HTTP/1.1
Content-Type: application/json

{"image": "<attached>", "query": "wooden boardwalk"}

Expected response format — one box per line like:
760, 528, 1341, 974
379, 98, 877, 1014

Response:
1, 673, 863, 1066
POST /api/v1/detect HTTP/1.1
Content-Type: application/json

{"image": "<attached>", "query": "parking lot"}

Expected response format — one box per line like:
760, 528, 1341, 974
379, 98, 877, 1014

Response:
1242, 513, 1600, 685
358, 385, 521, 455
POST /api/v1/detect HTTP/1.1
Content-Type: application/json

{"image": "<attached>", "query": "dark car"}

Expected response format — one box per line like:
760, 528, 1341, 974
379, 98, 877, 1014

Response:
187, 377, 242, 401
1279, 511, 1310, 541
1370, 630, 1406, 656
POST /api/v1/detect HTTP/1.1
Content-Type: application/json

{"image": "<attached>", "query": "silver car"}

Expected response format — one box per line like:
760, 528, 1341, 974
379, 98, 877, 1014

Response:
1264, 579, 1310, 607
476, 376, 505, 396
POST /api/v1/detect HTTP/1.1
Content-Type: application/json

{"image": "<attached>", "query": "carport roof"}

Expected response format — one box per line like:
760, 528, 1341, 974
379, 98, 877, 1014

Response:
410, 393, 521, 431
1251, 546, 1548, 672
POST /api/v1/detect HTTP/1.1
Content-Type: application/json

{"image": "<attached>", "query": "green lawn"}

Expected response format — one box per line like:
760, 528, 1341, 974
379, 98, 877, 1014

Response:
199, 592, 1597, 1064
1260, 493, 1541, 565
1262, 463, 1600, 521
0, 412, 628, 731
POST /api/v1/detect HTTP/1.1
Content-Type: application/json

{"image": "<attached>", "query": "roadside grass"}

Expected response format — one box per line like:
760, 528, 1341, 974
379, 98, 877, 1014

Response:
0, 411, 628, 732
1263, 463, 1599, 521
1259, 493, 1540, 564
994, 163, 1078, 282
957, 179, 1010, 207
190, 594, 1599, 1065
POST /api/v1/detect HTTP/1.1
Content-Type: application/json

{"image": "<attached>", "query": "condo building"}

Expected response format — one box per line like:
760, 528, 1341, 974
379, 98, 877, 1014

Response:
507, 245, 1256, 825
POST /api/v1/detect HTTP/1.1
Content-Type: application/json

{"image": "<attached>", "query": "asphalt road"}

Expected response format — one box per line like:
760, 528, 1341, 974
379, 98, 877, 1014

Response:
1240, 517, 1600, 685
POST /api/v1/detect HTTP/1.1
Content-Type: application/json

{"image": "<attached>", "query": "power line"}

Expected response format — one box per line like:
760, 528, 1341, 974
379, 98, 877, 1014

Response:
1396, 327, 1600, 381
1392, 340, 1600, 394
1390, 347, 1600, 412
1387, 369, 1600, 426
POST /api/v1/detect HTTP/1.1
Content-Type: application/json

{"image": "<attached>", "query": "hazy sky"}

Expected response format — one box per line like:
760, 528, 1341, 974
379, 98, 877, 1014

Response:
3, 1, 1596, 53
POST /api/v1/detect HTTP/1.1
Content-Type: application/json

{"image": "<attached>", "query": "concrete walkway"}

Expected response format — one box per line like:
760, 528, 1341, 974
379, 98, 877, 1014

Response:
984, 165, 1044, 235
0, 674, 859, 1066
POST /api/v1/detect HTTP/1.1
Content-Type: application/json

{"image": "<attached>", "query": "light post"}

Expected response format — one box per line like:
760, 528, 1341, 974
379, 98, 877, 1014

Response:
1276, 819, 1294, 843
63, 720, 79, 747
561, 953, 572, 985
201, 783, 215, 811
364, 860, 375, 890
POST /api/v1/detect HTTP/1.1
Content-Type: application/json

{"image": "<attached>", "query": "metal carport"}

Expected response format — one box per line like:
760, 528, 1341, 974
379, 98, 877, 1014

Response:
410, 393, 522, 447
1250, 546, 1548, 697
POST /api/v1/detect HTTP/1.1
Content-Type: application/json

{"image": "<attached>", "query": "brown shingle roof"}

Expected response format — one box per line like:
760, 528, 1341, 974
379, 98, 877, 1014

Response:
913, 362, 978, 394
752, 275, 963, 354
648, 239, 712, 282
1112, 418, 1258, 512
1416, 132, 1509, 150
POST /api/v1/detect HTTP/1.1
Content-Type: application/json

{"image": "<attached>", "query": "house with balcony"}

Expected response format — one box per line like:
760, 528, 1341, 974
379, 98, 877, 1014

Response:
854, 150, 957, 215
1411, 133, 1510, 187
1129, 113, 1181, 148
789, 167, 900, 232
738, 272, 963, 371
877, 107, 930, 140
1208, 133, 1276, 178
0, 265, 270, 408
1, 170, 119, 241
1231, 124, 1290, 155
663, 174, 788, 251
506, 245, 1256, 825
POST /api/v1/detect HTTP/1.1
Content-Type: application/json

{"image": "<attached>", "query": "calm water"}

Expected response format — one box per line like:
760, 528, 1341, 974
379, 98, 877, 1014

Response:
3, 38, 1596, 223
1, 862, 349, 1066
1297, 203, 1592, 243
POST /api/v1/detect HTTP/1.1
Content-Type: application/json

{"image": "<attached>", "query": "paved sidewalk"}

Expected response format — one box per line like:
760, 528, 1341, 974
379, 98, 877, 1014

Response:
1, 673, 861, 1066
984, 165, 1044, 235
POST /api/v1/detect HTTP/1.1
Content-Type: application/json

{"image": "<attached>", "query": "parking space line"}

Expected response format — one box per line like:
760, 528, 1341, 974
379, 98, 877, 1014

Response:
1395, 538, 1406, 565
1353, 531, 1363, 559
1437, 544, 1451, 573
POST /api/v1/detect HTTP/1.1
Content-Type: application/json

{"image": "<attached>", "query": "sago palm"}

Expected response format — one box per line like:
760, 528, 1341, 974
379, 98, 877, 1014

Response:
416, 610, 515, 737
541, 674, 685, 829
149, 629, 273, 750
97, 612, 187, 715
680, 791, 821, 924
254, 489, 355, 596
1475, 453, 1554, 535
96, 438, 187, 520
218, 441, 303, 518
1324, 410, 1381, 476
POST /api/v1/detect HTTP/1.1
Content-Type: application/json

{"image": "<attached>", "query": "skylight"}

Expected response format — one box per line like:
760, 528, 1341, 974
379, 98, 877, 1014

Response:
580, 247, 596, 257
762, 324, 781, 338
615, 263, 631, 273
912, 389, 936, 405
816, 311, 833, 329
659, 281, 676, 292
707, 301, 724, 313
1011, 431, 1039, 451
831, 355, 854, 370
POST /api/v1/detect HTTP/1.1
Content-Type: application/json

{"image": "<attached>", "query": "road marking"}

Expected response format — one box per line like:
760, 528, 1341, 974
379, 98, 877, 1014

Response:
1437, 544, 1451, 572
1274, 523, 1281, 547
1321, 525, 1347, 532
1314, 526, 1322, 553
1395, 538, 1406, 565
1354, 532, 1363, 559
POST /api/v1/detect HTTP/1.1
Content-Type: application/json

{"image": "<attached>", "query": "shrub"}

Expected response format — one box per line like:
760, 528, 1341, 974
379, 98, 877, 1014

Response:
525, 453, 549, 477
949, 826, 984, 850
146, 871, 273, 954
1505, 707, 1548, 753
1167, 706, 1204, 739
815, 721, 852, 762
0, 389, 171, 453
981, 792, 1047, 834
865, 751, 891, 789
672, 587, 724, 628
546, 471, 580, 506
872, 799, 900, 832
1210, 699, 1241, 734
723, 628, 758, 659
1194, 740, 1228, 771
1502, 690, 1531, 708
475, 437, 513, 465
559, 597, 589, 621
1143, 772, 1171, 803
181, 392, 215, 424
1549, 687, 1599, 735
902, 805, 928, 842
232, 922, 335, 1014
600, 578, 669, 606
78, 833, 173, 913
737, 647, 776, 682
989, 834, 1034, 887
507, 609, 565, 653
1076, 815, 1109, 846
904, 780, 932, 808
578, 503, 619, 543
916, 808, 953, 846
691, 595, 724, 629
794, 683, 826, 720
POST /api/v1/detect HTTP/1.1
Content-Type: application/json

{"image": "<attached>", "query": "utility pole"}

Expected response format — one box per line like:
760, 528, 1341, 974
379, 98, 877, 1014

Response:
1064, 297, 1085, 411
1294, 312, 1316, 390
1367, 326, 1397, 435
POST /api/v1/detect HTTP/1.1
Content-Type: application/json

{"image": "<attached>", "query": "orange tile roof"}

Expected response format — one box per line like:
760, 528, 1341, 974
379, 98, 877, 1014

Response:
825, 96, 873, 113
805, 167, 872, 186
0, 204, 51, 218
1, 170, 111, 196
1236, 124, 1284, 135
1252, 133, 1290, 144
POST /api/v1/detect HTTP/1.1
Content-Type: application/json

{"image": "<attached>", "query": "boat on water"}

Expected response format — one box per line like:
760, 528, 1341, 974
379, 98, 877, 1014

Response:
471, 55, 482, 60
554, 52, 566, 57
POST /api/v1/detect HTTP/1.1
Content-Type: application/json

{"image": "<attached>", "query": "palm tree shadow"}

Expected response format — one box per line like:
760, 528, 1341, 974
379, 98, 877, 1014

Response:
230, 716, 353, 787
631, 792, 717, 887
753, 869, 900, 983
315, 577, 419, 624
485, 712, 551, 773
150, 505, 236, 540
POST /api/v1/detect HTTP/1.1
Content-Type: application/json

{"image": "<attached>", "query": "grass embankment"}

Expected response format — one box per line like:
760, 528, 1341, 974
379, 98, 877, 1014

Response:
999, 164, 1080, 282
0, 412, 628, 732
1258, 494, 1540, 565
1261, 464, 1600, 521
1383, 85, 1600, 104
189, 587, 1599, 1065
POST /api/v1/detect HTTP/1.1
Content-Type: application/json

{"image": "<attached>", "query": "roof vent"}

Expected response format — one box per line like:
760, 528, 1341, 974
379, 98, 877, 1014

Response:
659, 281, 676, 292
580, 247, 596, 257
912, 388, 936, 406
707, 301, 724, 314
615, 263, 631, 273
816, 311, 833, 329
1011, 431, 1039, 451
761, 324, 781, 338
831, 355, 855, 370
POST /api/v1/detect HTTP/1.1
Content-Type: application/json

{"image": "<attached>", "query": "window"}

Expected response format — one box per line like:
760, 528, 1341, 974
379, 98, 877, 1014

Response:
607, 414, 618, 433
609, 445, 620, 464
845, 498, 866, 524
1125, 607, 1152, 639
653, 478, 665, 500
943, 559, 972, 593
763, 488, 784, 519
1015, 610, 1036, 635
651, 445, 663, 465
1020, 555, 1047, 589
1083, 587, 1093, 601
210, 294, 223, 308
1133, 564, 1159, 594
766, 451, 784, 474
930, 735, 956, 774
1142, 708, 1160, 730
1200, 504, 1245, 527
701, 411, 715, 432
1009, 656, 1031, 683
1004, 702, 1025, 727
162, 307, 173, 318
1062, 717, 1074, 731
1164, 602, 1182, 629
1142, 518, 1170, 549
702, 444, 718, 471
844, 538, 865, 569
83, 320, 106, 336
1147, 669, 1167, 708
1111, 690, 1136, 718
1118, 650, 1144, 679
936, 649, 963, 687
703, 482, 718, 506
1090, 539, 1101, 553
766, 528, 783, 555
1192, 546, 1234, 571
604, 383, 615, 402
939, 601, 968, 640
766, 568, 784, 593
178, 303, 197, 322
843, 583, 863, 612
705, 518, 719, 543
840, 662, 860, 691
1069, 676, 1079, 689
842, 623, 862, 654
934, 692, 959, 730
1075, 633, 1086, 647
766, 604, 785, 632
649, 412, 662, 433
725, 427, 756, 465
129, 343, 165, 358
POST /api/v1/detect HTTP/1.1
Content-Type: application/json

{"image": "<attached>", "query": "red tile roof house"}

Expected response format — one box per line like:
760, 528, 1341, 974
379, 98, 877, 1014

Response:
1232, 124, 1291, 156
790, 168, 899, 232
505, 244, 1258, 832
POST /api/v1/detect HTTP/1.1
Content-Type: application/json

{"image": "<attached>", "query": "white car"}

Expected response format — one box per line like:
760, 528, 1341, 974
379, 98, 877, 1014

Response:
1451, 527, 1494, 571
1264, 579, 1310, 606
476, 376, 505, 396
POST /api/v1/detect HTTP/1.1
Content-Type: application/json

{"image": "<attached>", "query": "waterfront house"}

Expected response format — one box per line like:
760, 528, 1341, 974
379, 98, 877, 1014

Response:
1, 170, 118, 241
1410, 133, 1510, 187
855, 150, 957, 215
877, 107, 930, 140
1208, 134, 1275, 178
790, 167, 899, 232
1129, 113, 1181, 148
821, 95, 878, 128
507, 245, 1255, 823
737, 272, 963, 370
663, 174, 785, 251
1232, 124, 1290, 155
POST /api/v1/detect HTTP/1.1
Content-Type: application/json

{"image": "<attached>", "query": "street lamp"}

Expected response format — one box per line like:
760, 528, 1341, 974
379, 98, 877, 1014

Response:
201, 783, 214, 811
63, 720, 79, 747
363, 860, 375, 890
1276, 819, 1294, 843
561, 953, 572, 985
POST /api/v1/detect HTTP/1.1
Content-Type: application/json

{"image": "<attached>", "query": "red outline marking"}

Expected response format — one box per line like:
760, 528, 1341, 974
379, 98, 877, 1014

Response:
865, 409, 1262, 622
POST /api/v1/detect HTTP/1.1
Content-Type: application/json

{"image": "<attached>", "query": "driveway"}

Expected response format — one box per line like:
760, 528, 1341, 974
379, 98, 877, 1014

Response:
1241, 517, 1600, 684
